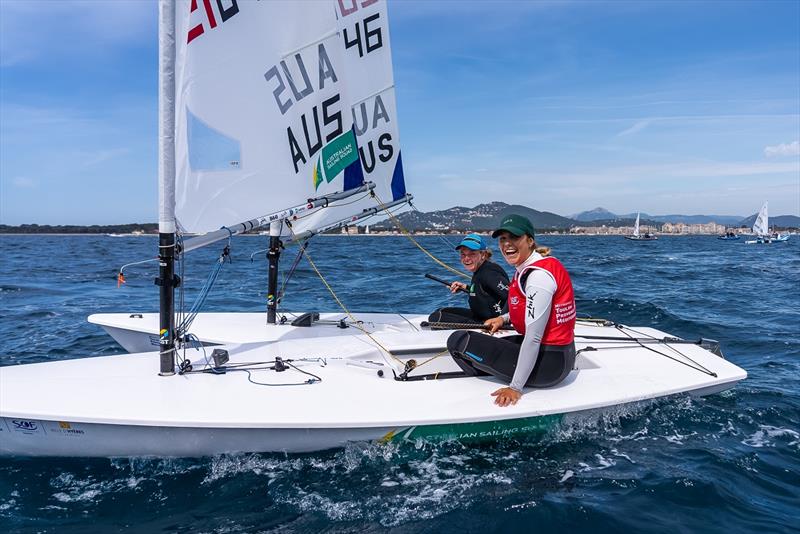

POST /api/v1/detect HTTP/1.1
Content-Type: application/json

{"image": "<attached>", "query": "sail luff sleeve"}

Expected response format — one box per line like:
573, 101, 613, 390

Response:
158, 0, 176, 234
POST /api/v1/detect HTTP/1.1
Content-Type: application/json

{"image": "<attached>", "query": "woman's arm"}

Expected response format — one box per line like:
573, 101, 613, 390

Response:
508, 269, 557, 392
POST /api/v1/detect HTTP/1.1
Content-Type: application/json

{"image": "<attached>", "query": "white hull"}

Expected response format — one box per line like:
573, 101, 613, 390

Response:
88, 312, 429, 353
745, 235, 789, 244
2, 316, 746, 457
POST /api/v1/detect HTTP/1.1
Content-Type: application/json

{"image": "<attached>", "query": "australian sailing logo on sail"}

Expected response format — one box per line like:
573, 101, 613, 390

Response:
186, 0, 240, 44
313, 130, 359, 190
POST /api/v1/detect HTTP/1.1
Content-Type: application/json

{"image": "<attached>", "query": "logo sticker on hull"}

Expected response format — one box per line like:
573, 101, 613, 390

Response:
11, 419, 43, 435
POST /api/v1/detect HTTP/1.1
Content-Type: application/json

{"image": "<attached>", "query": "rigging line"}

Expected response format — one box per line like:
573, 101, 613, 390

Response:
615, 324, 717, 377
176, 246, 230, 338
396, 313, 420, 332
282, 191, 374, 227
371, 191, 470, 279
615, 323, 698, 361
284, 224, 405, 369
322, 191, 373, 208
278, 241, 308, 303
402, 347, 451, 372
117, 257, 160, 279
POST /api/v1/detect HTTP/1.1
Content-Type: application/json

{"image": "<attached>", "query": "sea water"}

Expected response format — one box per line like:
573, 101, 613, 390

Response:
0, 234, 798, 532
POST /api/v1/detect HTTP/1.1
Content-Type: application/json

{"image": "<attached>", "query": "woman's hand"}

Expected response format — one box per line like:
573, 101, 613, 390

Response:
483, 316, 505, 334
449, 281, 467, 293
491, 387, 522, 407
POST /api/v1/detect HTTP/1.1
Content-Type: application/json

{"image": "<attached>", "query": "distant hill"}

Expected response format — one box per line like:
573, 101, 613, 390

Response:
738, 214, 800, 229
572, 207, 617, 222
0, 223, 158, 234
3, 207, 797, 234
370, 202, 575, 232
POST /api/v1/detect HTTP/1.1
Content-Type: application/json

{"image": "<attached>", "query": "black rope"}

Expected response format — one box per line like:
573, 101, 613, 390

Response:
184, 358, 324, 386
420, 321, 513, 331
614, 325, 717, 377
277, 241, 308, 304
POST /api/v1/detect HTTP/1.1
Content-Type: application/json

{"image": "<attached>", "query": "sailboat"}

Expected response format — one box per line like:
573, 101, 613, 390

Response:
744, 202, 789, 244
624, 213, 658, 240
0, 0, 745, 457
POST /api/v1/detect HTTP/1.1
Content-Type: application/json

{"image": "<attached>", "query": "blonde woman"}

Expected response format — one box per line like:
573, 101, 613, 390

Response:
447, 215, 577, 407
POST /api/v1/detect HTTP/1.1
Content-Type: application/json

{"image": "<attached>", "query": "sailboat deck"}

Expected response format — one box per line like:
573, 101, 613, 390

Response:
1, 325, 745, 430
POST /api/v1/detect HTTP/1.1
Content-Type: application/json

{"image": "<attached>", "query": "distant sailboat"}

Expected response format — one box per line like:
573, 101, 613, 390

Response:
745, 202, 789, 244
625, 212, 658, 241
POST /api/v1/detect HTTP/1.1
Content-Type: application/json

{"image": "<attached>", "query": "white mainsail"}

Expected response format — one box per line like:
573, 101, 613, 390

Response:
633, 213, 640, 237
172, 0, 405, 237
752, 201, 769, 237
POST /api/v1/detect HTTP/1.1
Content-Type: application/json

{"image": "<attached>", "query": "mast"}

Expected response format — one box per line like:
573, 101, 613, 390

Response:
266, 221, 282, 324
157, 0, 177, 376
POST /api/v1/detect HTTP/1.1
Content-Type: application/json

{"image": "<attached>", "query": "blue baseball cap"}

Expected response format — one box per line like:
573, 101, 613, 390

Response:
455, 233, 487, 251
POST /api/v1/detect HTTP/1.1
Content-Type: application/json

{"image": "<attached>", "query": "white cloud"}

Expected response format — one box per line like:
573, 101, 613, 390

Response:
80, 148, 132, 169
764, 141, 800, 158
12, 176, 36, 188
616, 120, 651, 137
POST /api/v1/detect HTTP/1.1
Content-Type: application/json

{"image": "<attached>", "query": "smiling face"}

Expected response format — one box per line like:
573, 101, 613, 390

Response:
497, 231, 534, 267
458, 248, 487, 272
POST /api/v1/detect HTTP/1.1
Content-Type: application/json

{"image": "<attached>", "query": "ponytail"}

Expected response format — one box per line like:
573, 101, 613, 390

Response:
531, 238, 551, 257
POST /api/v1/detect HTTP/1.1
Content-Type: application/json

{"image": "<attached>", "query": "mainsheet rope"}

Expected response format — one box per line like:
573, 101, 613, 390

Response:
371, 191, 470, 280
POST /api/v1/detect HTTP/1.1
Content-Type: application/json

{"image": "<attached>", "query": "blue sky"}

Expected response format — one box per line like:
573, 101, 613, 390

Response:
1, 0, 798, 225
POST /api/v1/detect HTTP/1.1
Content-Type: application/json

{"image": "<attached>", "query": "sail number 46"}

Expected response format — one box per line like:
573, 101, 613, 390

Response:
342, 13, 383, 58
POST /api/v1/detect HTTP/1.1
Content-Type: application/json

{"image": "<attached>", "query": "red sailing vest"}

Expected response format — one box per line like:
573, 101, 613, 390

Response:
508, 256, 576, 345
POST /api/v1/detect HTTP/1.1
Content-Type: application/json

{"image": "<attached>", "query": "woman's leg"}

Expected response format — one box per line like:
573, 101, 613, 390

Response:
529, 343, 576, 387
447, 331, 524, 380
447, 332, 575, 388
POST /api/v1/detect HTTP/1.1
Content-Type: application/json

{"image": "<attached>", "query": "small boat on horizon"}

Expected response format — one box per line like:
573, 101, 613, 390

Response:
744, 202, 790, 244
625, 213, 658, 241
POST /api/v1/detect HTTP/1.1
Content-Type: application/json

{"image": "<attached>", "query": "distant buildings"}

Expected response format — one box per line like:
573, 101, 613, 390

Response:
569, 221, 730, 235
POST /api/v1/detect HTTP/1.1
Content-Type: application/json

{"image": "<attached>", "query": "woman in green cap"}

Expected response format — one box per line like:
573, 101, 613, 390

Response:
446, 214, 576, 407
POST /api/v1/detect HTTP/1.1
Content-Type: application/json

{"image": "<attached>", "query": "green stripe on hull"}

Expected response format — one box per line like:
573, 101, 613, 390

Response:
387, 414, 563, 444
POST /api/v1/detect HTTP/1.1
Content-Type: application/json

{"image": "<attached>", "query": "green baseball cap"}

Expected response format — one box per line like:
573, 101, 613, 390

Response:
492, 214, 535, 238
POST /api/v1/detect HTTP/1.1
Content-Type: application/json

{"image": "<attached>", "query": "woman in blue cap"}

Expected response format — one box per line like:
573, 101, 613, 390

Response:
428, 233, 509, 325
447, 215, 576, 407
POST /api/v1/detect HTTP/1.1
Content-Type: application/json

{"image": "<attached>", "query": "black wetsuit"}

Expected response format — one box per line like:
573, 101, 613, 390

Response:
428, 261, 509, 324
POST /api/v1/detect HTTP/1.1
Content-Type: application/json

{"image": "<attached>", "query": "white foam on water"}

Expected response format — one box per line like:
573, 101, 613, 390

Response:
248, 445, 521, 526
610, 449, 635, 463
48, 469, 149, 505
742, 425, 800, 449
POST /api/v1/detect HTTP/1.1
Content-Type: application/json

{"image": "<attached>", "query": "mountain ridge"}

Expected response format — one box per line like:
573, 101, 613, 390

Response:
2, 205, 799, 233
371, 203, 800, 231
